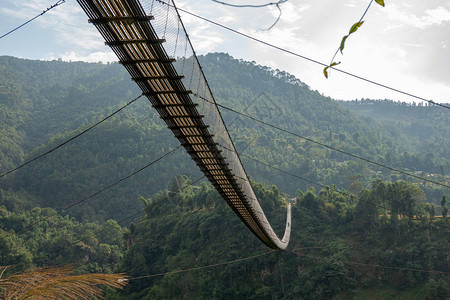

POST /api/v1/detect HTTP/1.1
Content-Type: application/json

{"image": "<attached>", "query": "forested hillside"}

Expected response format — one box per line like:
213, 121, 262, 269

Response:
340, 99, 449, 170
0, 54, 448, 217
200, 53, 448, 205
1, 54, 448, 222
0, 54, 448, 298
110, 180, 449, 299
2, 178, 448, 299
0, 56, 200, 220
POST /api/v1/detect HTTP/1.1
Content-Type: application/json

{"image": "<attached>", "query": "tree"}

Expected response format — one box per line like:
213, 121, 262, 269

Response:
354, 189, 380, 235
441, 195, 448, 219
388, 181, 425, 220
0, 265, 127, 299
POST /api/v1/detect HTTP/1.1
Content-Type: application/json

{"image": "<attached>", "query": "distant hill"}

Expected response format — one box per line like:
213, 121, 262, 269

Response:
199, 53, 448, 201
340, 99, 449, 158
0, 54, 448, 222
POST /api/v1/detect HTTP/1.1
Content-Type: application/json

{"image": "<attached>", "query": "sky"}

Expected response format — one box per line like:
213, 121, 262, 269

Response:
1, 0, 449, 104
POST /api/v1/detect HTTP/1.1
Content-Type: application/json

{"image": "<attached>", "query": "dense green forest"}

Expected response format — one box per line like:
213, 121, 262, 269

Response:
0, 54, 449, 298
0, 54, 448, 221
340, 99, 449, 170
2, 178, 448, 298
0, 199, 124, 274
111, 180, 449, 299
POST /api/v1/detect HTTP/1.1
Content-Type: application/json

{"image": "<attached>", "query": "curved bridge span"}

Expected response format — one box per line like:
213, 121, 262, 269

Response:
77, 0, 292, 249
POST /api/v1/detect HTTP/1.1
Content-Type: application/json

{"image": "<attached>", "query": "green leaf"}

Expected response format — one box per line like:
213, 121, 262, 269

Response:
323, 66, 330, 78
323, 62, 341, 79
349, 21, 364, 35
375, 0, 385, 7
340, 35, 349, 53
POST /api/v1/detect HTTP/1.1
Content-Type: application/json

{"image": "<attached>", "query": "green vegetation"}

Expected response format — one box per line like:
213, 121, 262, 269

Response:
0, 54, 448, 298
1, 54, 448, 220
109, 180, 449, 299
201, 53, 449, 206
1, 177, 448, 299
0, 203, 124, 273
340, 99, 449, 175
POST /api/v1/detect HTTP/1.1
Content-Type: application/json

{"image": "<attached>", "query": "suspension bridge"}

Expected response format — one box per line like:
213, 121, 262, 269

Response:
76, 0, 292, 249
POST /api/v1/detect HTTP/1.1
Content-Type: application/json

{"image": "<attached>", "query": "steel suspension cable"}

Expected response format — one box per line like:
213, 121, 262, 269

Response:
196, 94, 449, 189
290, 249, 450, 275
0, 94, 143, 178
47, 175, 206, 258
217, 143, 389, 210
0, 0, 66, 40
1, 145, 181, 237
173, 5, 450, 110
123, 250, 276, 281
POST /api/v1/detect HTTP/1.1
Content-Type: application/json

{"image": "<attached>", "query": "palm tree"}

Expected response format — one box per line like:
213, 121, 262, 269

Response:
0, 265, 128, 299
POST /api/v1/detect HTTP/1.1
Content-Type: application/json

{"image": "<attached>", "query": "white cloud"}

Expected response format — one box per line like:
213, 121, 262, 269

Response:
216, 13, 238, 24
1, 0, 449, 104
0, 7, 26, 19
426, 6, 450, 25
406, 43, 425, 48
344, 0, 358, 8
386, 4, 450, 29
277, 2, 310, 24
1, 0, 105, 51
0, 0, 53, 19
189, 24, 225, 52
46, 50, 117, 63
44, 2, 106, 51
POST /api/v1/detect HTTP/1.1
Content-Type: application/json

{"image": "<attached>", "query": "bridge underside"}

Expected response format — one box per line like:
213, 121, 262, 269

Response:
77, 0, 291, 249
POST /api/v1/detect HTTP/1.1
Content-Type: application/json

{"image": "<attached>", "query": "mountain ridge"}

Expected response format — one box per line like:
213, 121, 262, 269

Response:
0, 53, 448, 221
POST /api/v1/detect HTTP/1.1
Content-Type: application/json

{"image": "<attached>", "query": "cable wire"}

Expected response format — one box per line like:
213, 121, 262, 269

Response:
47, 175, 206, 258
174, 5, 450, 110
211, 0, 287, 8
124, 250, 276, 281
0, 0, 66, 40
128, 197, 217, 254
2, 145, 181, 237
196, 93, 449, 189
217, 143, 389, 210
0, 94, 143, 178
290, 249, 450, 275
210, 0, 287, 31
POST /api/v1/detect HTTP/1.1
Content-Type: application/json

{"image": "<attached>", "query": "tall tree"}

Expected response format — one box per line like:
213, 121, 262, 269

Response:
441, 194, 448, 219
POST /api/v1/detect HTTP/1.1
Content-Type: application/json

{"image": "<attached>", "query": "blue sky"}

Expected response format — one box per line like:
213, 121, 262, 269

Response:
1, 0, 449, 104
